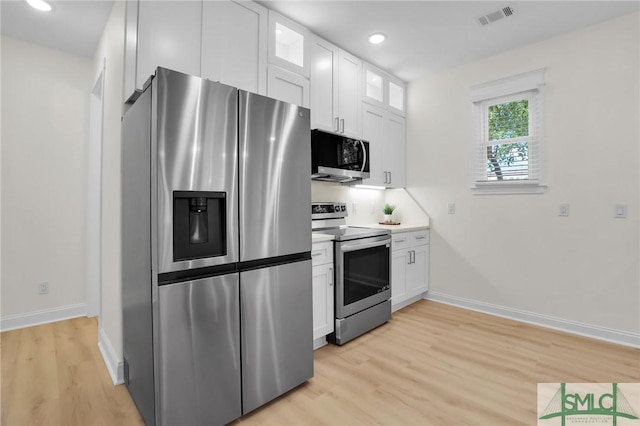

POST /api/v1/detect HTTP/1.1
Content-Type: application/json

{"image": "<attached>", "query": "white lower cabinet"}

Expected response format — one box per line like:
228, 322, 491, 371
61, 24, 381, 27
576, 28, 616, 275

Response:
312, 241, 334, 346
391, 230, 429, 311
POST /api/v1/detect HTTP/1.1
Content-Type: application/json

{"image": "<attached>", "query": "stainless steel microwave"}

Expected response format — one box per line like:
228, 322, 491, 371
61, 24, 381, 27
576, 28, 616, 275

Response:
311, 129, 370, 183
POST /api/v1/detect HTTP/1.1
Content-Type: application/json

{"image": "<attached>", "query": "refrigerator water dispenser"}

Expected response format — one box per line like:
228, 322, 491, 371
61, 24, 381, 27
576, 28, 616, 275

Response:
173, 191, 226, 261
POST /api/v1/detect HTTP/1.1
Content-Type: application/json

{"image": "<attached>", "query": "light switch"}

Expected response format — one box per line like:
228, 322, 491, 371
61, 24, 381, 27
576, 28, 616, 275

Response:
559, 203, 570, 217
447, 203, 455, 215
614, 204, 627, 218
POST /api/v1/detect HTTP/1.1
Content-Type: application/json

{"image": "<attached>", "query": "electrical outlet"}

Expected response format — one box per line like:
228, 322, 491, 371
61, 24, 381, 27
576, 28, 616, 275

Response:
447, 203, 455, 215
614, 204, 627, 218
352, 202, 358, 214
559, 203, 570, 217
370, 203, 375, 214
38, 281, 49, 295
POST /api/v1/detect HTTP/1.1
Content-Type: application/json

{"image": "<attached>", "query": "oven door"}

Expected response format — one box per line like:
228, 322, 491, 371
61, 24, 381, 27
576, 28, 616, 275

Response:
335, 235, 391, 319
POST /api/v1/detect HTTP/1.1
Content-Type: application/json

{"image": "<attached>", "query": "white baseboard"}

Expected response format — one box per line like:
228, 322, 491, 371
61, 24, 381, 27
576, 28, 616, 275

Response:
313, 336, 328, 350
98, 326, 124, 385
424, 292, 640, 348
0, 303, 87, 332
392, 293, 425, 313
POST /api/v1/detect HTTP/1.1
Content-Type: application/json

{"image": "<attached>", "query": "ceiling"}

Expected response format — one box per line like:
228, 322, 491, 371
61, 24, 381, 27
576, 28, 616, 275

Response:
0, 0, 114, 58
1, 1, 638, 82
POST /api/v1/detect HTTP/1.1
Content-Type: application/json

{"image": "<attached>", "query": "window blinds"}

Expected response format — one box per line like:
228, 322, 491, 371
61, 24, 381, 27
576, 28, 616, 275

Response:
471, 69, 545, 186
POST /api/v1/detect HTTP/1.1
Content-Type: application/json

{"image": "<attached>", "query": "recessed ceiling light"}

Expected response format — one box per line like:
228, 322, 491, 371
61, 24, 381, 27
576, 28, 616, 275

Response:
368, 33, 386, 45
26, 0, 53, 12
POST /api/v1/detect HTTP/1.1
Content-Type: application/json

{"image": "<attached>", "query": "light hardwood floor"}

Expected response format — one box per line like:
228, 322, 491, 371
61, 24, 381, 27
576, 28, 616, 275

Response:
2, 300, 638, 425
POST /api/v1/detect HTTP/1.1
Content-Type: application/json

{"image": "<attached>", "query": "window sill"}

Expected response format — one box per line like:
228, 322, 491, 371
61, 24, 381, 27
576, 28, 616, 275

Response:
471, 181, 547, 195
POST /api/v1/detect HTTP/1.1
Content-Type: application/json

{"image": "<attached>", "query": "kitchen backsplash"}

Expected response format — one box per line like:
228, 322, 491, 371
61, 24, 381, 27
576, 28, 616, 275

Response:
311, 182, 430, 226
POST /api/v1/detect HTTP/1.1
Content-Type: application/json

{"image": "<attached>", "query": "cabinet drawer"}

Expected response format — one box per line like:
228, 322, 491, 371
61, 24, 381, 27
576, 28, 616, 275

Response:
391, 232, 411, 251
311, 241, 333, 266
411, 230, 429, 245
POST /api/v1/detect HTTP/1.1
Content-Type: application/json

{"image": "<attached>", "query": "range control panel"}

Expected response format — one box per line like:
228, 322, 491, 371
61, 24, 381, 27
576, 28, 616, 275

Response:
311, 202, 347, 219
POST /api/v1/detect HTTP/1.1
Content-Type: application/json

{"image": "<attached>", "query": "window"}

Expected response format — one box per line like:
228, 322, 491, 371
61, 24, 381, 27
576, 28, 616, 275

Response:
471, 69, 546, 194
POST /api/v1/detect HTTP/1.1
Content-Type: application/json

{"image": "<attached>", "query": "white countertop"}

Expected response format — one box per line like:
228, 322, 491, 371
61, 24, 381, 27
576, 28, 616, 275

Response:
312, 233, 335, 243
359, 223, 430, 233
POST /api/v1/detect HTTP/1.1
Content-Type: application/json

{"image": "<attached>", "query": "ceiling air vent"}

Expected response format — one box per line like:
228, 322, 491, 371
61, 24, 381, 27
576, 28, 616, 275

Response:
476, 6, 515, 26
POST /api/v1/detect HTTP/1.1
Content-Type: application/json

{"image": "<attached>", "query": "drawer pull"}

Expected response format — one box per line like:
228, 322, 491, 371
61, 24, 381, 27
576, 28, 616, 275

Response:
394, 238, 406, 243
312, 252, 323, 257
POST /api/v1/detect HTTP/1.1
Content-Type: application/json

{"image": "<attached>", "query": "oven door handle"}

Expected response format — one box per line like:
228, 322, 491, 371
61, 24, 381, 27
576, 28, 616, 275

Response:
340, 238, 391, 253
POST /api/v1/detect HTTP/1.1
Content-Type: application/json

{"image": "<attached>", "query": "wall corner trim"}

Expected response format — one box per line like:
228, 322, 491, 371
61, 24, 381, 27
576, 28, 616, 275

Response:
98, 326, 125, 385
0, 303, 87, 332
424, 292, 640, 349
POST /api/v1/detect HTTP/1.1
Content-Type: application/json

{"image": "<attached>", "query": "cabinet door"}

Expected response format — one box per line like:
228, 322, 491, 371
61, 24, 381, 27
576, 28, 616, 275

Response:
388, 76, 406, 117
361, 102, 386, 186
310, 38, 339, 133
267, 65, 310, 108
268, 11, 310, 77
312, 263, 334, 339
407, 244, 429, 296
391, 249, 409, 305
362, 62, 385, 108
201, 1, 267, 95
384, 113, 406, 188
337, 50, 361, 138
137, 0, 202, 86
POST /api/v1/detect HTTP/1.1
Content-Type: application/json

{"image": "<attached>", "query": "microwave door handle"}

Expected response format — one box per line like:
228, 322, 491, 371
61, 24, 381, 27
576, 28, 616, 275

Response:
359, 140, 367, 172
340, 239, 390, 253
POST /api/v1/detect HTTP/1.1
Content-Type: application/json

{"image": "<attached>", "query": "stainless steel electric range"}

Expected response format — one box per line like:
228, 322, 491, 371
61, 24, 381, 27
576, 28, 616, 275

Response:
311, 202, 391, 345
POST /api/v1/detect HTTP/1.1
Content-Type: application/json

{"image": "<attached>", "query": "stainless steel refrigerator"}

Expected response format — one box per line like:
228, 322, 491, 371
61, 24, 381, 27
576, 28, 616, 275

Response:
121, 68, 313, 426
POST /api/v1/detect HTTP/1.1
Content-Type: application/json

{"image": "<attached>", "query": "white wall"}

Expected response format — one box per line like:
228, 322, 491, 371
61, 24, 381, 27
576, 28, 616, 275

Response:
92, 0, 125, 380
1, 36, 93, 320
407, 13, 639, 337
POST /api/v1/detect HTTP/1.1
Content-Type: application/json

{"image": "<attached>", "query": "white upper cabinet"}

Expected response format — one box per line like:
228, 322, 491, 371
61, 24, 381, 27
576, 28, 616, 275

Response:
309, 36, 361, 138
136, 0, 202, 89
310, 37, 339, 133
362, 62, 406, 117
337, 50, 361, 138
364, 67, 384, 107
201, 1, 267, 95
361, 102, 386, 186
268, 11, 310, 77
388, 79, 405, 115
384, 113, 406, 188
361, 102, 406, 188
267, 65, 310, 108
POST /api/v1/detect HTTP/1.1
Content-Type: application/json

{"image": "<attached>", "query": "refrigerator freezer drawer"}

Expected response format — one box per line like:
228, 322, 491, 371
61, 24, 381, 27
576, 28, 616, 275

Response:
157, 274, 241, 426
241, 260, 314, 414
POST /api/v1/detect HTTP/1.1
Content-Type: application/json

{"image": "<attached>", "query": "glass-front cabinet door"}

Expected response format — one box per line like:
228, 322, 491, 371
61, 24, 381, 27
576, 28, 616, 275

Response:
268, 11, 310, 77
362, 62, 406, 117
